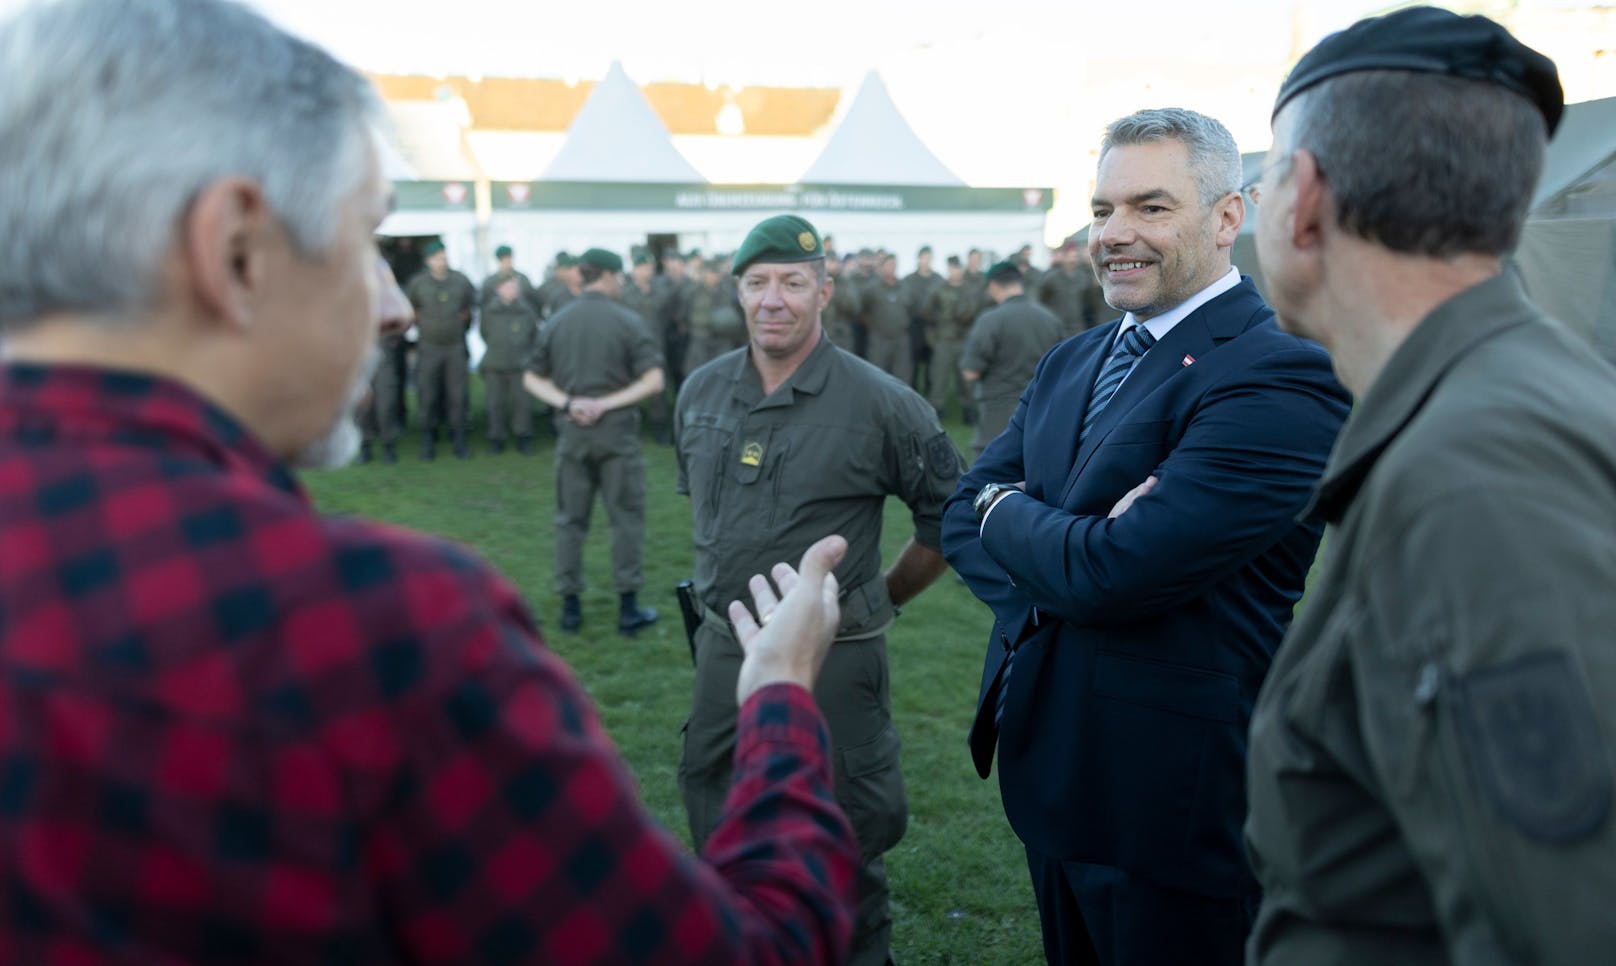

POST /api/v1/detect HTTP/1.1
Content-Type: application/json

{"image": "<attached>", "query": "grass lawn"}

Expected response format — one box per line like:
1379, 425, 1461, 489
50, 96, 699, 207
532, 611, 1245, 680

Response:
305, 405, 1044, 964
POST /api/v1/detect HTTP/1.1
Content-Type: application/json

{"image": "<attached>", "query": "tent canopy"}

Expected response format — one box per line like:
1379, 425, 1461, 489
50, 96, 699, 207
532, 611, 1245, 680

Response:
540, 61, 705, 183
1534, 96, 1616, 214
801, 72, 963, 187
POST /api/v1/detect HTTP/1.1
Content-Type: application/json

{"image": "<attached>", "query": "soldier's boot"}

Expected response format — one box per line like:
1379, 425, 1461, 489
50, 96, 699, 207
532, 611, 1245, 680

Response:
421, 430, 437, 462
516, 436, 534, 455
452, 431, 470, 460
489, 438, 505, 455
617, 592, 659, 636
382, 442, 397, 464
358, 441, 373, 464
560, 595, 583, 633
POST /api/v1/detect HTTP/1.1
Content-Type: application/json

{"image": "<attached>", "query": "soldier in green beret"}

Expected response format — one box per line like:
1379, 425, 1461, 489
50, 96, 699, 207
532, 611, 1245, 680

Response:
480, 243, 542, 317
524, 247, 664, 635
478, 275, 539, 454
537, 250, 580, 320
674, 214, 961, 966
404, 240, 477, 460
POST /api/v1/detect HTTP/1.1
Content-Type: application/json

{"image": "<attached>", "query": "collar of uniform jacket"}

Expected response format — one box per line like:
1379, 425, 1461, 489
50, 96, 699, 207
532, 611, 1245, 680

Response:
1305, 271, 1539, 523
0, 362, 303, 501
726, 331, 836, 408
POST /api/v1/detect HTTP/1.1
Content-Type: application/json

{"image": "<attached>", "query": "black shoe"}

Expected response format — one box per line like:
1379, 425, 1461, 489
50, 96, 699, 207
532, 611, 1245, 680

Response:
358, 441, 373, 464
453, 433, 470, 459
516, 437, 534, 455
560, 595, 582, 633
617, 593, 659, 636
489, 439, 505, 455
382, 442, 397, 464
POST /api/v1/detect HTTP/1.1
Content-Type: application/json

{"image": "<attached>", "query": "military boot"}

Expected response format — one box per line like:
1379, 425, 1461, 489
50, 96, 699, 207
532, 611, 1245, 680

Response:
617, 592, 659, 636
560, 595, 582, 633
452, 431, 470, 460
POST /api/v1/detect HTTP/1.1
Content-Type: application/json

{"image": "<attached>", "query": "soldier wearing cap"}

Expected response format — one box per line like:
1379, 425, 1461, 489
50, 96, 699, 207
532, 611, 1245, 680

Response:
821, 252, 860, 348
1036, 238, 1095, 337
859, 253, 912, 384
537, 250, 580, 319
923, 254, 982, 421
901, 245, 946, 394
404, 239, 476, 460
478, 274, 539, 454
674, 214, 961, 966
480, 243, 542, 317
1244, 7, 1616, 962
683, 256, 744, 374
960, 260, 1065, 458
524, 248, 664, 635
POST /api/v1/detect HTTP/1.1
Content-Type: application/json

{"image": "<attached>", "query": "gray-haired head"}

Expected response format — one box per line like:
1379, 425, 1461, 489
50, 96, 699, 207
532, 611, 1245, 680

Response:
1100, 108, 1242, 208
0, 0, 383, 331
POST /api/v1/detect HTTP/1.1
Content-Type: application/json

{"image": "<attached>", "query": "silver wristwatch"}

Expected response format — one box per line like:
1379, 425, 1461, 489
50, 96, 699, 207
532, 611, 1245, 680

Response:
973, 482, 1017, 521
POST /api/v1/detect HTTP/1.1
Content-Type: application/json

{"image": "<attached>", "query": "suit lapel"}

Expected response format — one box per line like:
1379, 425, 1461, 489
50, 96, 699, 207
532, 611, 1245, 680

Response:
1056, 280, 1264, 505
1050, 321, 1119, 478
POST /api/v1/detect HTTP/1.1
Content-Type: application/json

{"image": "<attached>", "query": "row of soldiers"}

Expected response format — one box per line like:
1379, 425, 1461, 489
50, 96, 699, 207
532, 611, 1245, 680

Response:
358, 236, 1109, 462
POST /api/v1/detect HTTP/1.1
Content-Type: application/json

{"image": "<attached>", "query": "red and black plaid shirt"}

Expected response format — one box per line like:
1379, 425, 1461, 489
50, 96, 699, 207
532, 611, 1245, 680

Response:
0, 363, 858, 963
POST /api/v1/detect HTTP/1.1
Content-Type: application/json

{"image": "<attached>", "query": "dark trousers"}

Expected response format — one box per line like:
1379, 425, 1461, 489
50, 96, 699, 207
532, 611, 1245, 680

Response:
1026, 851, 1256, 966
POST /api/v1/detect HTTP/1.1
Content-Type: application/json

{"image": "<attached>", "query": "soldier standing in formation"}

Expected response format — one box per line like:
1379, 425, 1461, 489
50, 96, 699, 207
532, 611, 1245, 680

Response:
860, 253, 912, 384
480, 243, 542, 317
523, 248, 665, 636
1036, 238, 1093, 337
683, 257, 745, 375
960, 260, 1065, 458
901, 245, 946, 394
537, 250, 580, 319
675, 215, 960, 966
404, 240, 476, 460
924, 255, 981, 422
822, 254, 860, 347
478, 275, 539, 454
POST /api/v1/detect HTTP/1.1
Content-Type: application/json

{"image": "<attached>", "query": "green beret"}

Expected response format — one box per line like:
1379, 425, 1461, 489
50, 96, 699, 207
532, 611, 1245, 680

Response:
632, 251, 653, 267
555, 251, 575, 268
731, 214, 824, 276
421, 240, 445, 257
1276, 6, 1562, 135
494, 244, 513, 259
985, 260, 1022, 284
579, 248, 624, 273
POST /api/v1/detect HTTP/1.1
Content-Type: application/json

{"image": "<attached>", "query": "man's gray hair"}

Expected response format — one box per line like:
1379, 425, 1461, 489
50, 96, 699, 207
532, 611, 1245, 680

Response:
0, 0, 383, 330
1273, 72, 1545, 257
1100, 108, 1243, 207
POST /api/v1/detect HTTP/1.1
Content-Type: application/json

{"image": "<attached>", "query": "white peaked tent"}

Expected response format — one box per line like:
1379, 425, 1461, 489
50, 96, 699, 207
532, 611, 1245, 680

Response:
539, 61, 705, 183
802, 72, 963, 186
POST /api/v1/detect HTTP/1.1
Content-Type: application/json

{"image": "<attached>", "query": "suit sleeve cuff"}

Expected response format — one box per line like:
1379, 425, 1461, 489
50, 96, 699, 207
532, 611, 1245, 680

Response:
978, 489, 1025, 538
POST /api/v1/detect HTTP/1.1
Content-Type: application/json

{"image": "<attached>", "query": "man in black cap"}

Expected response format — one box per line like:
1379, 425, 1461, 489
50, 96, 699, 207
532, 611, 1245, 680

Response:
404, 239, 477, 459
674, 214, 960, 966
523, 248, 664, 635
942, 107, 1349, 965
960, 260, 1064, 458
1245, 8, 1616, 962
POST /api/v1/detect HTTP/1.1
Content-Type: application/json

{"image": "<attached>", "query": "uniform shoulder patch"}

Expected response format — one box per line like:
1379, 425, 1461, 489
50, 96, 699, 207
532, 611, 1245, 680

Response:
1452, 651, 1612, 843
925, 432, 963, 480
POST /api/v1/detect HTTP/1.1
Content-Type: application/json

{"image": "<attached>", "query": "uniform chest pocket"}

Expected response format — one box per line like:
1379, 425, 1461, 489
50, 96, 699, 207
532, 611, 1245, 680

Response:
730, 425, 777, 486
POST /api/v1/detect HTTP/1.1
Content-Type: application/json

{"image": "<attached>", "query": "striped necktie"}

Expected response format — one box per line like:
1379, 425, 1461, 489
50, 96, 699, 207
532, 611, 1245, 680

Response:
1080, 324, 1156, 443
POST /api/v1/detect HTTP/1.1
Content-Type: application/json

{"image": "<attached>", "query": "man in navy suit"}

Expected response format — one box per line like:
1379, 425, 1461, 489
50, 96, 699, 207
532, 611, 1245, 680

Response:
941, 108, 1349, 965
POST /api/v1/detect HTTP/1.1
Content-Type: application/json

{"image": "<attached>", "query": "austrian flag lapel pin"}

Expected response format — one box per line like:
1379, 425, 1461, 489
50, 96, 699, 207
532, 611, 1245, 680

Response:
1181, 353, 1196, 367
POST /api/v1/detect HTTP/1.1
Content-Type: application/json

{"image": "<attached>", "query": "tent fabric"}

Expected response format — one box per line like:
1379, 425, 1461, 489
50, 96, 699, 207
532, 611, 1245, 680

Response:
539, 61, 705, 183
1533, 96, 1616, 212
384, 101, 479, 181
801, 72, 963, 186
1513, 217, 1616, 362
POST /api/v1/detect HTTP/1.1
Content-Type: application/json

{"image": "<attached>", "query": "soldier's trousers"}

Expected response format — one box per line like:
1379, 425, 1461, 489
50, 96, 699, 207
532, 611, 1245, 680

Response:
866, 331, 913, 386
359, 342, 405, 444
481, 368, 532, 442
417, 342, 468, 436
974, 394, 1019, 459
553, 417, 645, 596
680, 620, 906, 966
926, 338, 966, 418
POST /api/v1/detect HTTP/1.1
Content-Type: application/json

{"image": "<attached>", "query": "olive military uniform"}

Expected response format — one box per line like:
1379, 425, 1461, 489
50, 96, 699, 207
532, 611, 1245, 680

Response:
357, 330, 406, 459
1036, 265, 1096, 337
478, 294, 539, 448
479, 267, 542, 317
922, 279, 981, 419
960, 293, 1064, 456
528, 291, 664, 597
405, 268, 477, 448
675, 336, 961, 965
683, 280, 744, 374
860, 276, 912, 385
1246, 274, 1616, 964
901, 268, 946, 392
822, 270, 861, 349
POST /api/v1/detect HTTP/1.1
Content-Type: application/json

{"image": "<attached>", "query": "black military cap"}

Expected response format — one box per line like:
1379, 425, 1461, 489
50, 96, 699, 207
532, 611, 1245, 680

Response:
494, 244, 513, 259
1274, 6, 1562, 135
421, 239, 445, 257
985, 260, 1022, 284
578, 248, 623, 272
731, 214, 824, 276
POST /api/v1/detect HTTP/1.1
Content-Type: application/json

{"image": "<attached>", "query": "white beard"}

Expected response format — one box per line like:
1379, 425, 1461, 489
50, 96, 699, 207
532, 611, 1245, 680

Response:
292, 346, 379, 470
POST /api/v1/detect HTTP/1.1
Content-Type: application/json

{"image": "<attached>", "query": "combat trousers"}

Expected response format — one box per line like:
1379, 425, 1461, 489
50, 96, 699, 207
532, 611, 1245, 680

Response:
680, 619, 906, 966
866, 331, 913, 387
553, 414, 645, 596
481, 368, 532, 442
974, 394, 1019, 459
417, 341, 468, 435
926, 338, 966, 418
359, 341, 406, 444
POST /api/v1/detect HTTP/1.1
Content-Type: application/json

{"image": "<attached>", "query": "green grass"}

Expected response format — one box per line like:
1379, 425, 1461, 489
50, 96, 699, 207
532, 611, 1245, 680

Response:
307, 403, 1043, 964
